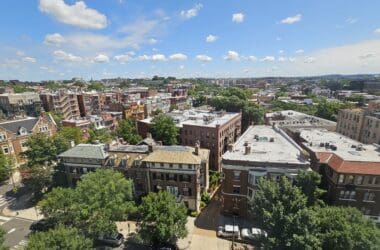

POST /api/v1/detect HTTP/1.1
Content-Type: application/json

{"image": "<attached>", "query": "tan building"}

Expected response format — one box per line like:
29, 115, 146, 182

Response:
0, 113, 57, 164
336, 109, 380, 145
123, 102, 145, 120
221, 125, 310, 217
40, 90, 81, 120
138, 108, 242, 171
0, 92, 41, 117
296, 128, 380, 224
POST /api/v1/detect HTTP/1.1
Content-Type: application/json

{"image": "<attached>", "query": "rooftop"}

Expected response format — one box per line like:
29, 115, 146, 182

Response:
223, 125, 309, 165
265, 110, 336, 128
0, 117, 39, 134
140, 108, 240, 128
59, 144, 108, 159
142, 146, 209, 165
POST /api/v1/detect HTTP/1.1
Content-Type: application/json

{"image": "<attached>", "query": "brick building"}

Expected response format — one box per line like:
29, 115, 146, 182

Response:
295, 128, 380, 224
221, 125, 310, 217
40, 90, 81, 120
0, 92, 41, 117
137, 108, 242, 171
0, 113, 57, 164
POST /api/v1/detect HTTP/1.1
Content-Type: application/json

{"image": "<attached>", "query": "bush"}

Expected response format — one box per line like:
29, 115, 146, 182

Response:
200, 201, 206, 210
209, 171, 221, 188
190, 211, 198, 217
201, 192, 211, 204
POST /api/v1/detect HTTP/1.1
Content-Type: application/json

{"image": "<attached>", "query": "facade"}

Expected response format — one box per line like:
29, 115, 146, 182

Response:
0, 113, 57, 163
123, 102, 145, 120
144, 94, 171, 116
40, 90, 81, 120
221, 125, 310, 217
77, 92, 106, 117
295, 128, 380, 223
0, 92, 41, 117
137, 108, 242, 171
336, 109, 380, 144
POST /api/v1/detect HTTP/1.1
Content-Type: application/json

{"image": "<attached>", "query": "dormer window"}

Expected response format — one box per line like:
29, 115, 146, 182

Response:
18, 127, 28, 136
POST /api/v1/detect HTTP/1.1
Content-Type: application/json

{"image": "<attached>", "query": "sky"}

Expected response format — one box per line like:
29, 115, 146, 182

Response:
0, 0, 380, 81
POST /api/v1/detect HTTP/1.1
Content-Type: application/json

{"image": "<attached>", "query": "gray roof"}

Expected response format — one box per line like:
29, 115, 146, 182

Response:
59, 144, 108, 159
0, 117, 38, 135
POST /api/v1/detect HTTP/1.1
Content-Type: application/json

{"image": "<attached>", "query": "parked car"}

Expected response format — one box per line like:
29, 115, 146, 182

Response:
241, 227, 267, 241
97, 233, 124, 247
29, 219, 55, 232
217, 225, 240, 239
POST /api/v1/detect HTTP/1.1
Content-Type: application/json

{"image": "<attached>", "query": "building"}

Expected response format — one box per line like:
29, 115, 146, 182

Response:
138, 108, 242, 171
144, 94, 171, 116
123, 102, 145, 120
295, 128, 380, 223
59, 142, 210, 212
40, 90, 81, 120
336, 109, 380, 145
141, 144, 209, 212
77, 92, 106, 117
62, 119, 91, 140
0, 113, 57, 163
265, 110, 337, 136
221, 125, 310, 217
0, 92, 41, 117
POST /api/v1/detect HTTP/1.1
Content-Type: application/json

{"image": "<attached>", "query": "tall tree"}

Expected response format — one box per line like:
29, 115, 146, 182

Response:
150, 114, 178, 145
22, 164, 53, 199
114, 118, 141, 144
295, 171, 325, 206
0, 151, 10, 183
138, 191, 187, 246
57, 127, 83, 145
87, 128, 112, 144
26, 225, 92, 250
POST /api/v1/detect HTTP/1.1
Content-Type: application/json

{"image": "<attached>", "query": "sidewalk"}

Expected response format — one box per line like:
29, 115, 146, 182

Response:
1, 192, 42, 221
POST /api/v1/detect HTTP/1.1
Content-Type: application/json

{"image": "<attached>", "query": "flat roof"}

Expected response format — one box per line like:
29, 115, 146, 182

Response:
140, 109, 240, 128
223, 125, 309, 165
265, 110, 336, 127
299, 128, 380, 162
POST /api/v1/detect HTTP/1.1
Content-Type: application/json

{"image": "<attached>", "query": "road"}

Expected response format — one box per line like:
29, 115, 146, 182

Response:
1, 217, 32, 249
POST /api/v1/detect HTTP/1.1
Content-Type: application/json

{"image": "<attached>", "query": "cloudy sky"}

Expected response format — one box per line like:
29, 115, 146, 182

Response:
0, 0, 380, 80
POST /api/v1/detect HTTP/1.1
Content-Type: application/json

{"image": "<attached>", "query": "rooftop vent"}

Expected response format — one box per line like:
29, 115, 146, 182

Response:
269, 137, 275, 142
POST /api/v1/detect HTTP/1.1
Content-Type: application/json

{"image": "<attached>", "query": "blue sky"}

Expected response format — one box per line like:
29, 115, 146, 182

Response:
0, 0, 380, 80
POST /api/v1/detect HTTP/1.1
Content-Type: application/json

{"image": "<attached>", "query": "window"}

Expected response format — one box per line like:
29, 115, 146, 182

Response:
169, 163, 173, 168
363, 192, 375, 202
179, 164, 182, 169
166, 173, 177, 181
338, 174, 345, 184
347, 175, 354, 184
349, 191, 356, 200
247, 188, 255, 199
340, 190, 356, 200
0, 133, 6, 141
368, 176, 379, 185
233, 171, 240, 181
160, 163, 164, 167
183, 187, 192, 196
355, 176, 363, 185
180, 175, 191, 182
233, 185, 240, 194
361, 207, 371, 215
2, 146, 9, 154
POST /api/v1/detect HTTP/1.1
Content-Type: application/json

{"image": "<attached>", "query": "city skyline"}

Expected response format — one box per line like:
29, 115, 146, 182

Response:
0, 0, 380, 80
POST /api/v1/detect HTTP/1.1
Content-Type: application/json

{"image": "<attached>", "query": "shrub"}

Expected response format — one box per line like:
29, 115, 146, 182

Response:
201, 192, 211, 204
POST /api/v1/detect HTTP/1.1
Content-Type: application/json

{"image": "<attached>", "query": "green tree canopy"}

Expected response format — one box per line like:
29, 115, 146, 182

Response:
114, 118, 141, 144
87, 128, 112, 144
0, 151, 10, 183
150, 114, 178, 145
138, 191, 187, 246
295, 171, 326, 206
26, 225, 92, 250
0, 228, 7, 250
39, 169, 135, 238
57, 127, 83, 145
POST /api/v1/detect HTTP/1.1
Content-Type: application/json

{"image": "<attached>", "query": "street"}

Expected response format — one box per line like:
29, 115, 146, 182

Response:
1, 217, 31, 250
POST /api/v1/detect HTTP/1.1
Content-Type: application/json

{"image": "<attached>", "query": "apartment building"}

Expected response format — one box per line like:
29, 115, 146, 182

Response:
144, 94, 171, 116
0, 92, 41, 117
123, 102, 145, 120
0, 113, 57, 163
59, 142, 209, 212
138, 108, 242, 171
336, 109, 380, 144
77, 92, 106, 116
221, 125, 310, 217
40, 90, 80, 120
296, 128, 380, 223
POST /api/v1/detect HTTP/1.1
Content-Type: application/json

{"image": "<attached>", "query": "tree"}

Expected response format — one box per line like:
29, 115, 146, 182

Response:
38, 169, 135, 238
150, 114, 178, 145
22, 164, 53, 199
115, 118, 142, 144
138, 191, 187, 246
0, 151, 10, 183
87, 128, 112, 144
26, 225, 92, 250
57, 127, 83, 145
295, 171, 325, 206
0, 228, 7, 250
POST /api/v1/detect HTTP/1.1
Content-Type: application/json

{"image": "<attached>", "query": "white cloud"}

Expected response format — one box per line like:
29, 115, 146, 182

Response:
39, 0, 107, 29
44, 33, 65, 44
148, 38, 157, 44
151, 54, 166, 61
40, 66, 49, 70
181, 4, 203, 19
94, 54, 109, 63
374, 28, 380, 35
304, 56, 315, 64
138, 55, 150, 61
260, 56, 275, 62
278, 50, 284, 54
278, 57, 287, 62
169, 53, 187, 61
114, 54, 133, 63
16, 50, 25, 56
22, 57, 37, 63
288, 57, 296, 62
232, 13, 244, 23
281, 14, 302, 24
359, 53, 376, 60
206, 34, 217, 43
195, 54, 212, 62
224, 50, 240, 61
53, 50, 82, 62
346, 17, 358, 24
295, 49, 304, 54
247, 56, 257, 62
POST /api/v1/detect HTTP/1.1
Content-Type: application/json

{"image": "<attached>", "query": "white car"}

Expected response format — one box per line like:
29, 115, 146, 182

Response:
217, 225, 240, 238
241, 227, 267, 241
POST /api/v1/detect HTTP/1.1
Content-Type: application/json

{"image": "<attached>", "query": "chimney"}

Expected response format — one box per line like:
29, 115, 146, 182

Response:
148, 144, 153, 153
245, 144, 251, 155
195, 140, 200, 155
227, 144, 234, 152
